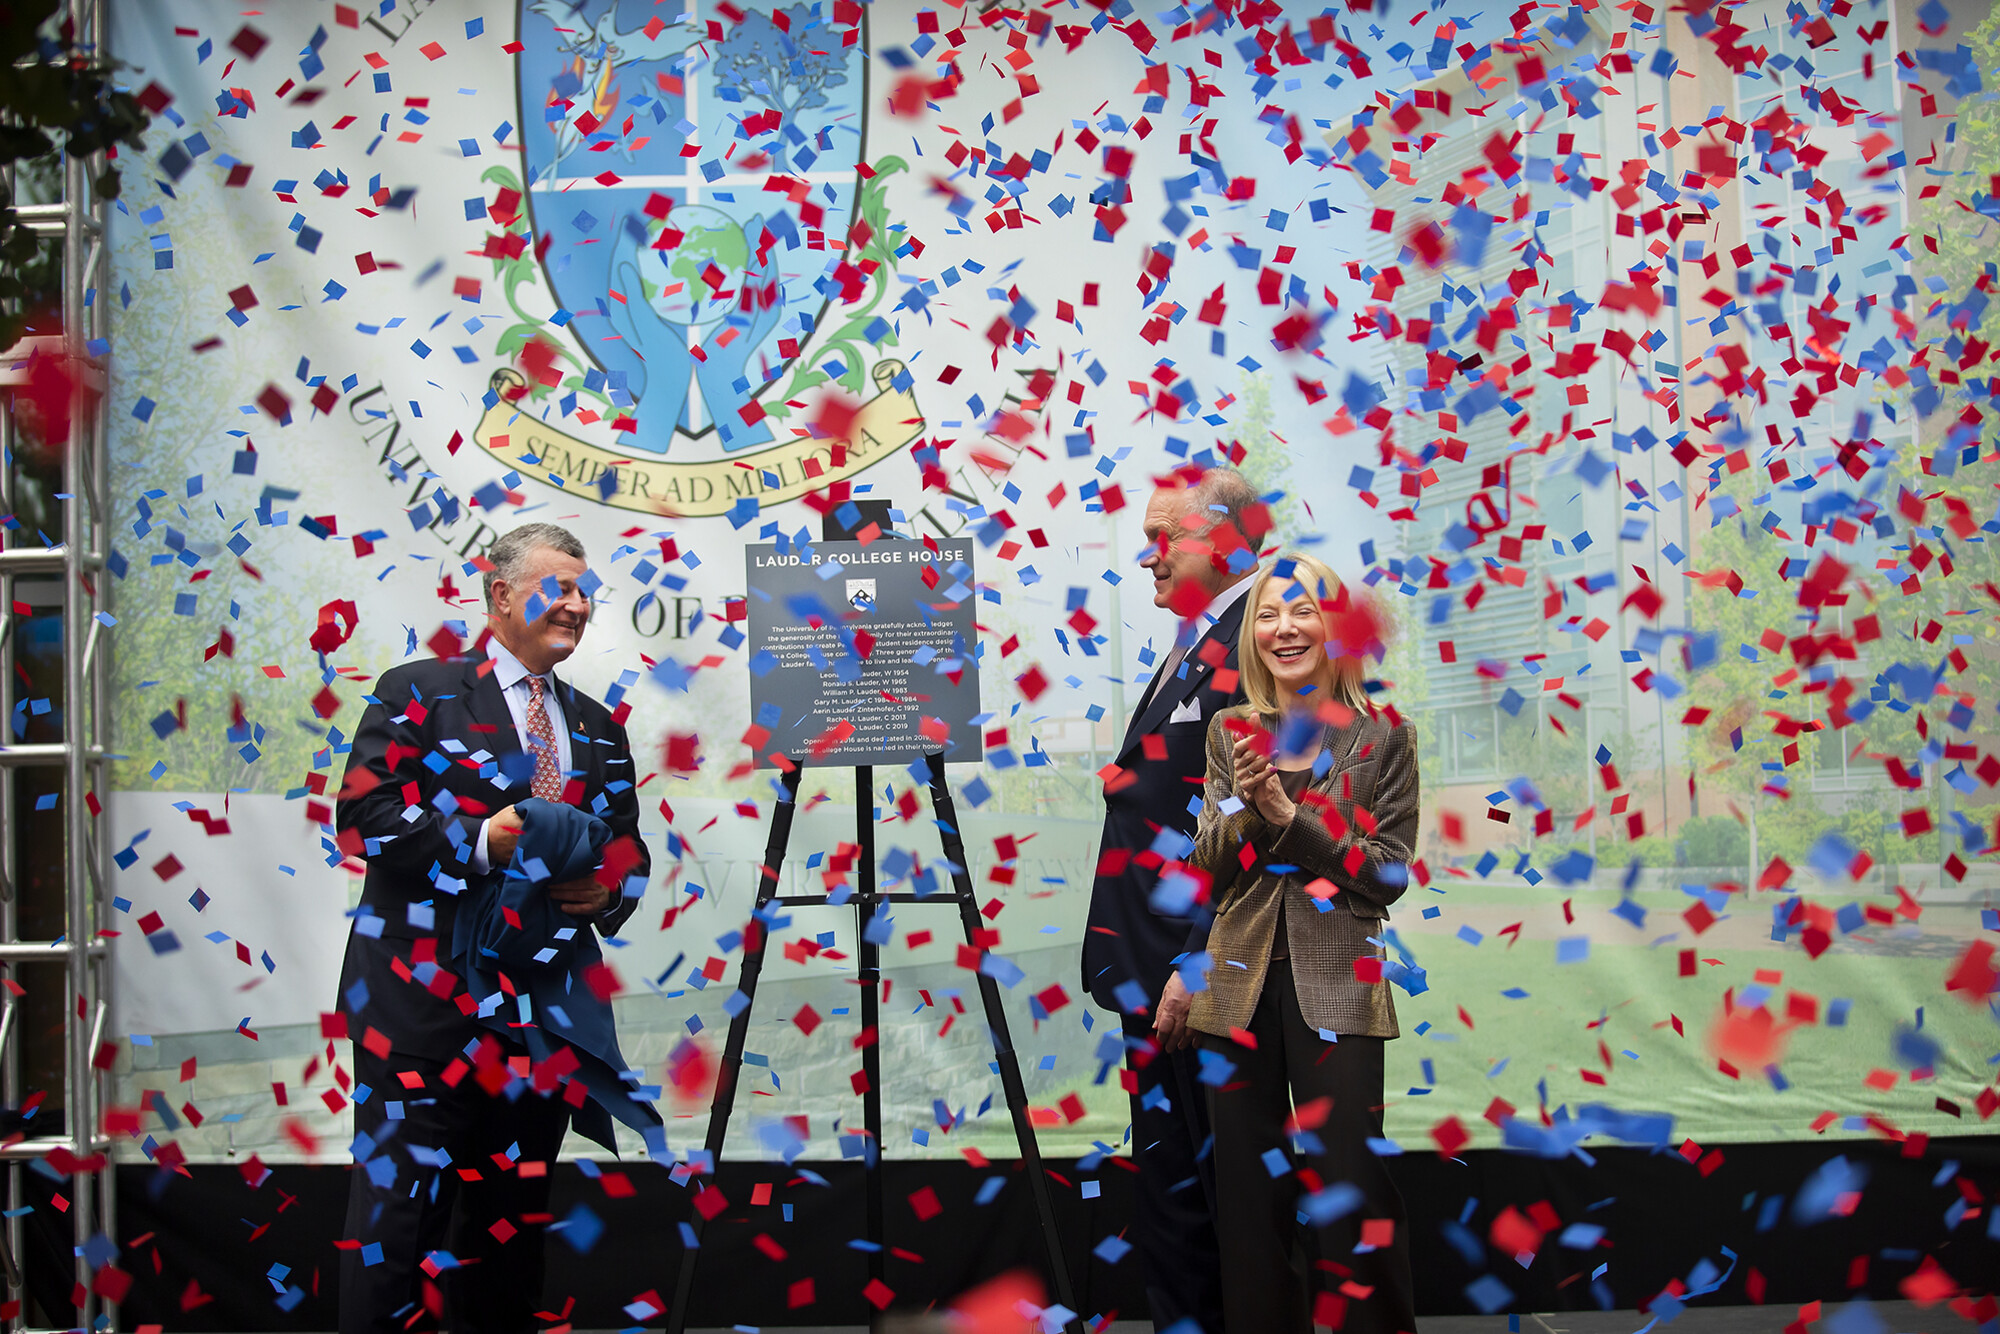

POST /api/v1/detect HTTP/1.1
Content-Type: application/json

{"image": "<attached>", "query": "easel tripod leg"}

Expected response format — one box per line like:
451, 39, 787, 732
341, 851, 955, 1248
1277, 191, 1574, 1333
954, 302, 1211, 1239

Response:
928, 757, 1086, 1334
668, 757, 1086, 1334
855, 765, 887, 1292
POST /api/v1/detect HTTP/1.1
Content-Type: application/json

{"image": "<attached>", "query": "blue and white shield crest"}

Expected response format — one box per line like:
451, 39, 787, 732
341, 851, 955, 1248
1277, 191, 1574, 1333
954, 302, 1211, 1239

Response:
518, 0, 867, 454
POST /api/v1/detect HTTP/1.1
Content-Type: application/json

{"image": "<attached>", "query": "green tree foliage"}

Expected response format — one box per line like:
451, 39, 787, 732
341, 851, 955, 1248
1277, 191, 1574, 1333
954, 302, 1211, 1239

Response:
100, 126, 367, 795
1913, 11, 2000, 361
1, 0, 152, 344
1225, 372, 1307, 545
1677, 813, 1748, 868
710, 5, 849, 174
1680, 496, 1794, 811
1678, 470, 1941, 880
1672, 9, 2000, 884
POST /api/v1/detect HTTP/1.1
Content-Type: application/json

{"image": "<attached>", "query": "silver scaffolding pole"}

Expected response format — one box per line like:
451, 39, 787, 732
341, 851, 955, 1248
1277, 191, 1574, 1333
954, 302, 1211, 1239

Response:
0, 0, 117, 1326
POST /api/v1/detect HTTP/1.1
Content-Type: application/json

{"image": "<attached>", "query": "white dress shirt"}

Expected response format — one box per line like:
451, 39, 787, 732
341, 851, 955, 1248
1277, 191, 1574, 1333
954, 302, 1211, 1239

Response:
471, 637, 573, 874
1145, 569, 1259, 709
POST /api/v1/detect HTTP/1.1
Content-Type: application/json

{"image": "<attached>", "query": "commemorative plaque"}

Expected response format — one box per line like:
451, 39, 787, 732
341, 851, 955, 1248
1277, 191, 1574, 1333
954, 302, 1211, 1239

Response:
744, 536, 982, 767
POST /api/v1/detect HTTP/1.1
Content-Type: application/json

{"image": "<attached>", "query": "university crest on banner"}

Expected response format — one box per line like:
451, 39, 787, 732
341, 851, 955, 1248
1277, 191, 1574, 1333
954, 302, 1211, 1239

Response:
471, 0, 924, 518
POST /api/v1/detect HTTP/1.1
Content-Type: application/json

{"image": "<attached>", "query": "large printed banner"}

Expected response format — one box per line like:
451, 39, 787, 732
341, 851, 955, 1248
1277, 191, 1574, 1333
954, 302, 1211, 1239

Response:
101, 0, 2000, 1186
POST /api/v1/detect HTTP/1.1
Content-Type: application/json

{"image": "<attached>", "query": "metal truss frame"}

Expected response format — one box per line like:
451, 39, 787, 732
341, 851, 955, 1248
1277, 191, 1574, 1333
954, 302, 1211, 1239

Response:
0, 0, 119, 1326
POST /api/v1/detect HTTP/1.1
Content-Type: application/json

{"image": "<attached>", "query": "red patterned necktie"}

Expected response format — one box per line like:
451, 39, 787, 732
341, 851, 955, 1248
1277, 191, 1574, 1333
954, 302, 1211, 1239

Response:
525, 675, 563, 803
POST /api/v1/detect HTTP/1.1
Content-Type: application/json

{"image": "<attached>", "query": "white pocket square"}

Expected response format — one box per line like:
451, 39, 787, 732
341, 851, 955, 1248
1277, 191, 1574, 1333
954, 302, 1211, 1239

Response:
1168, 696, 1203, 724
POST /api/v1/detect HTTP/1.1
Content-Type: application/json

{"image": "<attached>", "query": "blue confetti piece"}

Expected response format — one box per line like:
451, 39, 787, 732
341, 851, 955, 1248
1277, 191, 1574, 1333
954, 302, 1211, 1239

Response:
1301, 1181, 1361, 1226
1465, 1275, 1513, 1315
556, 1202, 603, 1253
977, 951, 1025, 988
1549, 849, 1596, 885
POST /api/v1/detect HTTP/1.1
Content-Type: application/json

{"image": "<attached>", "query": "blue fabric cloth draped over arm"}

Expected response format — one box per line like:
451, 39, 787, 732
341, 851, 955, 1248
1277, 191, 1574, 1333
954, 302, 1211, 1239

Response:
451, 798, 665, 1156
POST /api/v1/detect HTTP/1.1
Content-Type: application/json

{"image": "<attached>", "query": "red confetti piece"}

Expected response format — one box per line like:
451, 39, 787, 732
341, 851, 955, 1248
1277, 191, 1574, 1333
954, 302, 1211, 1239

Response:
1430, 1115, 1469, 1157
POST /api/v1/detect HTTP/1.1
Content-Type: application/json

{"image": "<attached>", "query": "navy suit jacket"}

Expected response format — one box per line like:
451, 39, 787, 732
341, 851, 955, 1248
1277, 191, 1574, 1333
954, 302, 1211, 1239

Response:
1083, 601, 1249, 1015
335, 649, 646, 1064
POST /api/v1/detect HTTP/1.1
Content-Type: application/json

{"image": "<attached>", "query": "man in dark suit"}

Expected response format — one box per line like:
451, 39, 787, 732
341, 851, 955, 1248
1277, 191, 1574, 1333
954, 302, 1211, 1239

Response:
1085, 466, 1263, 1333
334, 522, 649, 1333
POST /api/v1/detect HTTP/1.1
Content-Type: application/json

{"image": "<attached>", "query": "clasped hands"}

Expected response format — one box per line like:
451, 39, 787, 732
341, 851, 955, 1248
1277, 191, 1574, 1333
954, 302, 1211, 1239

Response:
1231, 733, 1297, 828
485, 804, 614, 916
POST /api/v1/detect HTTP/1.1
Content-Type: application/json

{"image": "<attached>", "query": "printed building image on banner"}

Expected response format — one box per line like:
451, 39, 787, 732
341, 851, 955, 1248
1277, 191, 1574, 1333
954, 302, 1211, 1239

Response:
91, 0, 2000, 1182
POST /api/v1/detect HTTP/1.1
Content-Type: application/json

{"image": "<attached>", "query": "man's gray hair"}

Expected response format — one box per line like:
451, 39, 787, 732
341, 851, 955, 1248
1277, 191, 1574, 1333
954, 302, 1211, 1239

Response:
484, 522, 587, 607
1188, 466, 1261, 544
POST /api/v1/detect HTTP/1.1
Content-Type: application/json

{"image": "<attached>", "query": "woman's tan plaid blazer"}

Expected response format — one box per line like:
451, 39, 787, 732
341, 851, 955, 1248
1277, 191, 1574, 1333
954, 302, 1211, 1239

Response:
1185, 703, 1420, 1040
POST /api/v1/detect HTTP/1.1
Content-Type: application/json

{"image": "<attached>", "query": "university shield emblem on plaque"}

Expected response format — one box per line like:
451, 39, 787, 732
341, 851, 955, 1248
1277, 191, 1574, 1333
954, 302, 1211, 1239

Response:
473, 0, 925, 518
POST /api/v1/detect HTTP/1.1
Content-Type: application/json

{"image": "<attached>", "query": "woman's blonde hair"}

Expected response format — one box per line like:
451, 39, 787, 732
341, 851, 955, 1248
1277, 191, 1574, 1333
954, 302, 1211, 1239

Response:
1237, 552, 1374, 715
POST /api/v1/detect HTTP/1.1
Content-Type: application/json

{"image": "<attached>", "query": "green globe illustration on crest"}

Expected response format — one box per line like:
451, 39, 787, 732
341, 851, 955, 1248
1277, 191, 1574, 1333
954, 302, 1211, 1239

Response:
604, 199, 785, 453
639, 205, 751, 331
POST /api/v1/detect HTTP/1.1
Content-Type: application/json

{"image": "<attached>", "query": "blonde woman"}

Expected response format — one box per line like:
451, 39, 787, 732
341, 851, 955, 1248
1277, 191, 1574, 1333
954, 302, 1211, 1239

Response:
1184, 552, 1419, 1334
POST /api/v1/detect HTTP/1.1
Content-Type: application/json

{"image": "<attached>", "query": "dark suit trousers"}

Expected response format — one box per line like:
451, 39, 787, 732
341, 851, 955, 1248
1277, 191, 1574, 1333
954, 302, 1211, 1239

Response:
1199, 958, 1417, 1334
1122, 1015, 1225, 1333
339, 1043, 569, 1333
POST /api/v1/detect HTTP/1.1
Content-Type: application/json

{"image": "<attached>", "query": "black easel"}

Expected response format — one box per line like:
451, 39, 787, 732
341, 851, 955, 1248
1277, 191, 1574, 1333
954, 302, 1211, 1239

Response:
666, 511, 1083, 1334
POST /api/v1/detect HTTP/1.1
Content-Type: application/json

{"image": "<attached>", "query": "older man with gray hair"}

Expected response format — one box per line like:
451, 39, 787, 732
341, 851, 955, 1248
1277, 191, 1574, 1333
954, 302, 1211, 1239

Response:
1084, 465, 1265, 1333
334, 522, 649, 1332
